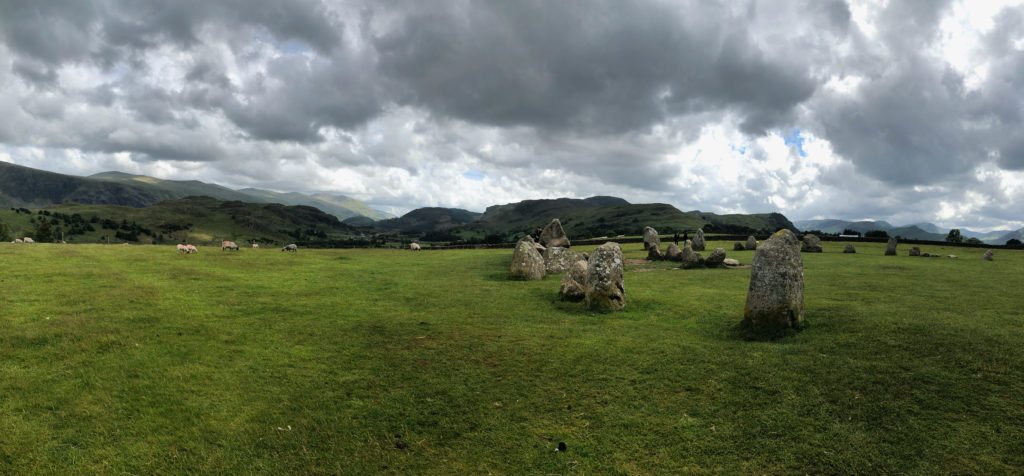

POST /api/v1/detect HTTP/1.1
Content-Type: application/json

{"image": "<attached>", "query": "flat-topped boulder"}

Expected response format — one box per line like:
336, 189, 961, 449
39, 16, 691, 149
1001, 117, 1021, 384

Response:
544, 246, 585, 273
885, 237, 898, 256
723, 258, 741, 266
743, 229, 804, 337
692, 229, 706, 251
704, 248, 726, 268
585, 242, 625, 311
559, 260, 588, 302
510, 236, 546, 280
643, 226, 660, 251
539, 218, 570, 248
801, 234, 822, 253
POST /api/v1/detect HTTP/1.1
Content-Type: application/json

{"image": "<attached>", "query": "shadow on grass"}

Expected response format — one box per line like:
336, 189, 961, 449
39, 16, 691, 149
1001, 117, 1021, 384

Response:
728, 319, 808, 341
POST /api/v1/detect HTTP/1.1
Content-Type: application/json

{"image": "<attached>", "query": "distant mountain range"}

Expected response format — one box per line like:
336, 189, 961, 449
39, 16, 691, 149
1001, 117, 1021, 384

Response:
0, 162, 392, 221
794, 218, 1022, 245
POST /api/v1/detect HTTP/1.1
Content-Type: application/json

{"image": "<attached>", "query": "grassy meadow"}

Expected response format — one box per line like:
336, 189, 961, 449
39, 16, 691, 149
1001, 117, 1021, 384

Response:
1, 240, 1022, 473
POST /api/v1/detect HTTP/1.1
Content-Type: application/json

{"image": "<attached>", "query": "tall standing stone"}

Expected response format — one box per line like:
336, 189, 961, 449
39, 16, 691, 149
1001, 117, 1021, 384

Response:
885, 237, 898, 256
539, 219, 570, 248
746, 236, 758, 251
743, 229, 805, 336
801, 234, 822, 253
585, 242, 625, 311
692, 229, 706, 251
982, 250, 994, 261
559, 260, 588, 302
509, 236, 546, 280
643, 226, 660, 251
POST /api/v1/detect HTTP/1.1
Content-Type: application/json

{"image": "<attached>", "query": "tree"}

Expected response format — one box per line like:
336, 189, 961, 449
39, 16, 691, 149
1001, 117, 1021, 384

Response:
946, 229, 963, 243
33, 218, 54, 243
965, 237, 983, 244
865, 230, 889, 238
1006, 238, 1022, 247
841, 229, 861, 236
0, 220, 11, 242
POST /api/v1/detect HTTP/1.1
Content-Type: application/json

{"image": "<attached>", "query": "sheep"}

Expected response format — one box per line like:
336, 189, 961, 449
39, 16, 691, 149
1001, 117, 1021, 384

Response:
222, 241, 239, 251
14, 238, 23, 244
177, 244, 188, 254
252, 243, 259, 249
186, 244, 198, 254
410, 242, 421, 250
23, 237, 34, 244
281, 243, 298, 252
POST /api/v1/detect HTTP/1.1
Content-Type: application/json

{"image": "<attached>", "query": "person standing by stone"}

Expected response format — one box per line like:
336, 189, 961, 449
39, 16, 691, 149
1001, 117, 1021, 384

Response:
674, 232, 680, 245
743, 229, 804, 337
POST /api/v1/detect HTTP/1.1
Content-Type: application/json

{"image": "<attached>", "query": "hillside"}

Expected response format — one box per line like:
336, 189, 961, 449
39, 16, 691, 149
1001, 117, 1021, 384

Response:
375, 207, 482, 232
996, 228, 1024, 245
0, 196, 358, 246
795, 218, 947, 241
0, 162, 386, 222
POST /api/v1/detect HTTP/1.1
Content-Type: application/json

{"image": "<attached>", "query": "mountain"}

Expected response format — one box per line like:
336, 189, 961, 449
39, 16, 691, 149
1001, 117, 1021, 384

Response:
0, 162, 386, 221
376, 207, 482, 232
795, 218, 948, 241
0, 196, 358, 246
995, 228, 1024, 245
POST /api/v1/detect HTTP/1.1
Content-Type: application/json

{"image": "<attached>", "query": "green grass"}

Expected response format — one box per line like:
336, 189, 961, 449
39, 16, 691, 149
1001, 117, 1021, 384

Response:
1, 241, 1021, 473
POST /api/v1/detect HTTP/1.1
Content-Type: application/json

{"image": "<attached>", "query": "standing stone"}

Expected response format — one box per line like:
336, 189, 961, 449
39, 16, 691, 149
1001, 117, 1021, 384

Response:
909, 246, 921, 257
982, 250, 994, 261
559, 260, 588, 302
643, 226, 660, 251
585, 243, 625, 311
509, 236, 546, 280
664, 243, 683, 261
746, 236, 758, 251
704, 248, 726, 268
801, 234, 823, 253
544, 246, 584, 273
647, 242, 664, 261
734, 242, 745, 251
680, 245, 705, 269
692, 229, 706, 251
743, 229, 805, 336
843, 244, 856, 253
885, 237, 898, 256
539, 219, 570, 248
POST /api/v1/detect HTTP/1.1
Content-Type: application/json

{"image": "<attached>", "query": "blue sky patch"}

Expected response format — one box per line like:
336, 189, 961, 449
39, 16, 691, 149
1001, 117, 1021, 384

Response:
784, 129, 807, 157
462, 170, 486, 180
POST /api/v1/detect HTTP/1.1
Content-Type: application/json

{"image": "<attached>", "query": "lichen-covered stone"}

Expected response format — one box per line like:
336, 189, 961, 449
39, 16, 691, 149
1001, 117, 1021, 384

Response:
982, 250, 994, 261
704, 248, 726, 267
680, 245, 705, 269
801, 234, 822, 253
746, 236, 758, 251
510, 236, 545, 280
734, 242, 745, 251
743, 229, 804, 336
692, 229, 706, 251
539, 219, 570, 248
909, 246, 921, 257
647, 242, 664, 261
559, 260, 588, 302
585, 242, 625, 311
843, 244, 856, 253
885, 237, 898, 256
664, 243, 683, 261
643, 226, 660, 251
544, 246, 585, 273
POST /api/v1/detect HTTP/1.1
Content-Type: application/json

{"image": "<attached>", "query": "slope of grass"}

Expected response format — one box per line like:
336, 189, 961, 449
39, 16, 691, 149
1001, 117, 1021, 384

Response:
0, 241, 1020, 473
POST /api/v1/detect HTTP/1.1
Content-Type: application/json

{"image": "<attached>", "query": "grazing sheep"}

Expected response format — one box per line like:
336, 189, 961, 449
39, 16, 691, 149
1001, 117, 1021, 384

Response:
177, 244, 188, 254
252, 243, 259, 249
282, 243, 298, 252
410, 242, 421, 250
23, 237, 34, 244
186, 244, 198, 254
222, 241, 239, 251
14, 238, 23, 244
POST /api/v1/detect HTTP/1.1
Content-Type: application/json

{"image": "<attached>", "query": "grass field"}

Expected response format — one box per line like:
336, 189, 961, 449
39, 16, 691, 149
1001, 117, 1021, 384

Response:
1, 240, 1022, 473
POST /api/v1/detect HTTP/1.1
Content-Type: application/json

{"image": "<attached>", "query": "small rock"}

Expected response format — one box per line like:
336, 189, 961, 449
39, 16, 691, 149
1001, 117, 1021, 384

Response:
948, 255, 958, 259
734, 242, 745, 251
982, 250, 994, 261
723, 258, 740, 266
909, 246, 921, 257
843, 244, 856, 253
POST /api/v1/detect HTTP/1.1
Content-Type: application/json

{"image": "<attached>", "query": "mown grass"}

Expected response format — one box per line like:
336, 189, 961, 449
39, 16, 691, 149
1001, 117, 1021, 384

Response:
1, 241, 1021, 474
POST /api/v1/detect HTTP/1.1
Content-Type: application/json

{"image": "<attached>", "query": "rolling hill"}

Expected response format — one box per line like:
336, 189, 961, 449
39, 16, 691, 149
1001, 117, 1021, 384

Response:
795, 218, 946, 241
375, 207, 482, 232
0, 162, 388, 221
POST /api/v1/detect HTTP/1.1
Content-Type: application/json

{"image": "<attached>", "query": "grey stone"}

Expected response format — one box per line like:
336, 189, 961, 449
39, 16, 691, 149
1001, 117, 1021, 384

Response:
746, 236, 758, 251
539, 219, 570, 248
680, 245, 705, 269
585, 242, 625, 311
723, 258, 740, 266
743, 229, 805, 335
643, 226, 660, 251
734, 242, 745, 251
885, 237, 898, 256
559, 260, 588, 302
544, 246, 585, 273
909, 246, 921, 257
692, 229, 706, 251
801, 234, 822, 253
647, 242, 664, 261
704, 248, 726, 268
982, 250, 994, 261
510, 236, 545, 280
664, 243, 683, 261
843, 244, 856, 253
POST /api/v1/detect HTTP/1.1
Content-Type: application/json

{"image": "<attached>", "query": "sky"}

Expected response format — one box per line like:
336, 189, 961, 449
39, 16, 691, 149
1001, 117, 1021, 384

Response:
0, 0, 1023, 231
